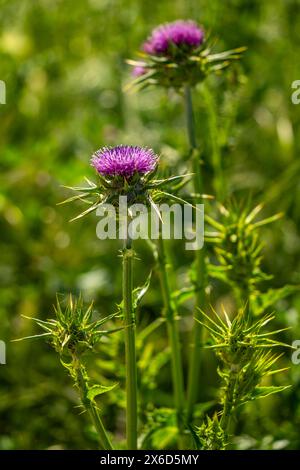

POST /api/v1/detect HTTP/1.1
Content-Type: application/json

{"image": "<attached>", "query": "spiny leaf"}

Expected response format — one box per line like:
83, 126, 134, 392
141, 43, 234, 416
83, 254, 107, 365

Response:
251, 385, 290, 400
197, 308, 225, 333
87, 383, 118, 402
245, 203, 264, 224
148, 196, 163, 223
147, 173, 194, 189
69, 201, 101, 222
252, 212, 284, 229
12, 332, 51, 342
132, 271, 152, 310
91, 312, 119, 330
252, 285, 300, 315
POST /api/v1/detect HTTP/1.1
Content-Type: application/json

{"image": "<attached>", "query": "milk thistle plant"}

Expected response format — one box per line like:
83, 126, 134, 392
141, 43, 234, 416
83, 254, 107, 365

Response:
78, 145, 158, 449
16, 19, 293, 452
127, 19, 246, 421
196, 307, 290, 449
16, 295, 118, 450
59, 145, 194, 449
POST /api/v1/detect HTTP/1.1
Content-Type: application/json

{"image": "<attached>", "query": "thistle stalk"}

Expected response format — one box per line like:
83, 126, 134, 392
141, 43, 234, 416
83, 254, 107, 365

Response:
122, 232, 138, 449
156, 234, 185, 444
184, 85, 207, 420
201, 84, 224, 201
219, 367, 238, 435
72, 354, 114, 450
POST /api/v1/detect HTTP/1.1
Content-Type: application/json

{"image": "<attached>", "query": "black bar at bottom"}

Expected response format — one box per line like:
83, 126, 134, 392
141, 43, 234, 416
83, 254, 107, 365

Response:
0, 450, 298, 466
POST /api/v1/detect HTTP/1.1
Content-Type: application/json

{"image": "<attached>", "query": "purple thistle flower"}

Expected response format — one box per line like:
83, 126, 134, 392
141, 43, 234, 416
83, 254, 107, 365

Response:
143, 20, 204, 56
91, 145, 158, 178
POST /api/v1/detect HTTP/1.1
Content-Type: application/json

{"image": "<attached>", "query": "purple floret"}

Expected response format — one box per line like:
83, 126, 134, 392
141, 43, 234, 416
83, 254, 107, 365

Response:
91, 145, 158, 178
132, 65, 147, 77
143, 20, 204, 56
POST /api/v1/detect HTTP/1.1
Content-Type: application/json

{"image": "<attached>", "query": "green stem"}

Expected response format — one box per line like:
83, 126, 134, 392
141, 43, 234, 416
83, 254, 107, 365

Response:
234, 284, 251, 320
74, 357, 113, 450
87, 404, 114, 450
156, 235, 185, 444
184, 85, 207, 421
185, 85, 198, 151
220, 367, 238, 435
123, 235, 138, 449
201, 84, 224, 201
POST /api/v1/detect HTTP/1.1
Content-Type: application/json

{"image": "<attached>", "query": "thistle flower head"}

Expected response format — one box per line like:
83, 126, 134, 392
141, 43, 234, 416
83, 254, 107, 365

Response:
126, 20, 245, 91
205, 201, 283, 303
15, 295, 120, 357
197, 414, 227, 450
143, 20, 204, 56
200, 307, 290, 409
91, 145, 158, 179
60, 144, 192, 221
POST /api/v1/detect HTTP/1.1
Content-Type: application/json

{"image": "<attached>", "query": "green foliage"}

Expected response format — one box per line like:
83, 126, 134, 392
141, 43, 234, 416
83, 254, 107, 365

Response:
251, 285, 300, 316
141, 408, 179, 449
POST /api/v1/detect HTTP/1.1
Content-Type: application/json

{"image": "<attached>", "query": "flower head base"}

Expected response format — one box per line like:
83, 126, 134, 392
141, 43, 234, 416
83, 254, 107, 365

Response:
91, 145, 158, 179
127, 19, 245, 91
143, 20, 204, 57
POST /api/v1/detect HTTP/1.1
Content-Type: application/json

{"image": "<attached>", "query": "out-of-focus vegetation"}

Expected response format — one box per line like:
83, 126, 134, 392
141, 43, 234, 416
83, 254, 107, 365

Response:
1, 0, 300, 450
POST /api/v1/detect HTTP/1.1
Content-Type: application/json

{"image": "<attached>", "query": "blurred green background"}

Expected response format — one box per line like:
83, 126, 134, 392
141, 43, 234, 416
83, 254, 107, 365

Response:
1, 0, 300, 450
